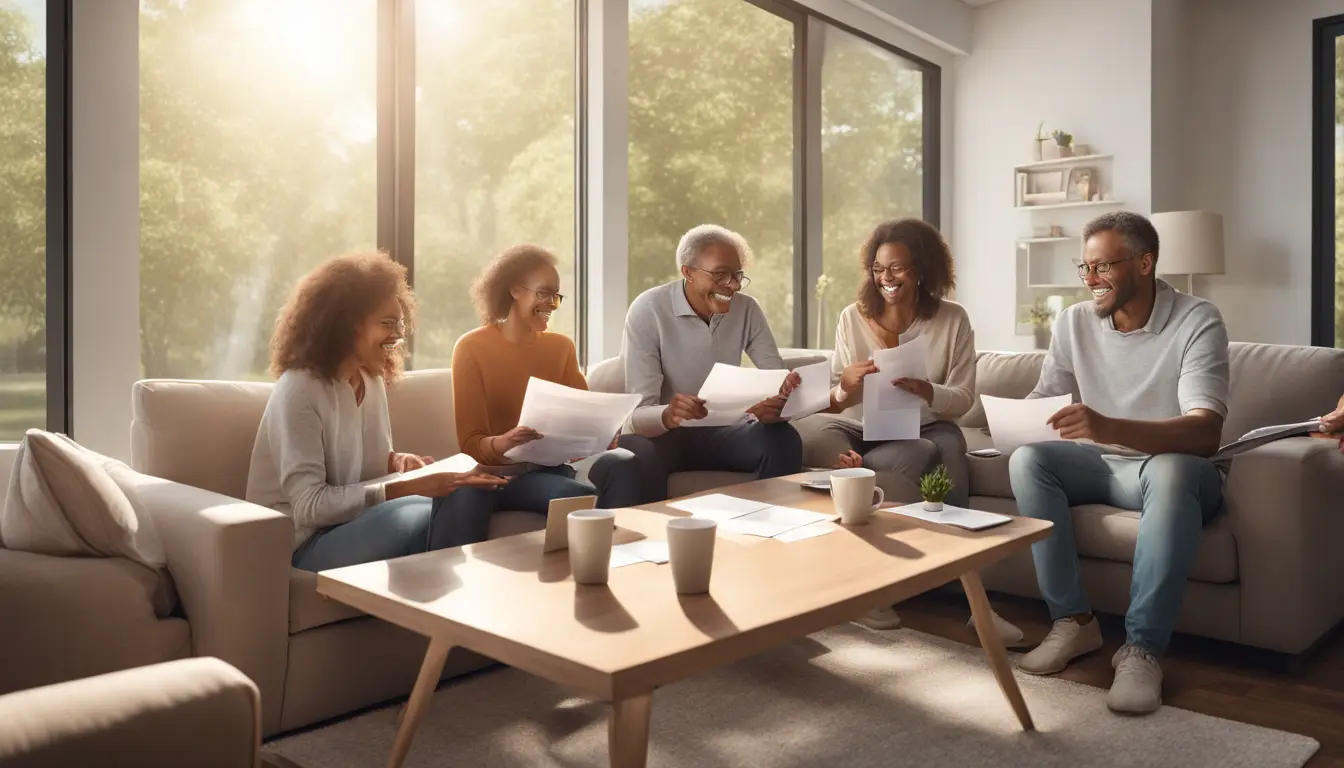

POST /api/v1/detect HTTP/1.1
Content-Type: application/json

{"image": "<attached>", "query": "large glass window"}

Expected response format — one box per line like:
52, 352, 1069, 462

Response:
815, 24, 925, 349
1313, 15, 1344, 347
412, 0, 576, 368
0, 0, 46, 441
628, 0, 797, 342
139, 0, 378, 380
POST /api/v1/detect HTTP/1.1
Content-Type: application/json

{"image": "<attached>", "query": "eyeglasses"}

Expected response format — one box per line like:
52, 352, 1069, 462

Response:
380, 318, 409, 336
871, 264, 914, 279
687, 266, 751, 289
521, 286, 565, 307
1077, 254, 1142, 278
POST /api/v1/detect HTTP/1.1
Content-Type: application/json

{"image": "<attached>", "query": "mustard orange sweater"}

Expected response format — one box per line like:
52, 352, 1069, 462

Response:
451, 324, 587, 464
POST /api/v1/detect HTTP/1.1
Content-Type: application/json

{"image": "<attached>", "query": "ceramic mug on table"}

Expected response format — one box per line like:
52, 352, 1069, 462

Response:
829, 468, 885, 525
568, 509, 616, 584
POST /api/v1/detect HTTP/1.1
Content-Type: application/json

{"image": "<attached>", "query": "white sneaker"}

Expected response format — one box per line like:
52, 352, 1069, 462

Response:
854, 606, 902, 630
966, 610, 1027, 647
1017, 617, 1103, 675
1107, 644, 1162, 714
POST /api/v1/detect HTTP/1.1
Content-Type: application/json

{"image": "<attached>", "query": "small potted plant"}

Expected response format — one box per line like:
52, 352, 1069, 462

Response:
1022, 301, 1055, 350
1052, 129, 1074, 158
919, 464, 954, 512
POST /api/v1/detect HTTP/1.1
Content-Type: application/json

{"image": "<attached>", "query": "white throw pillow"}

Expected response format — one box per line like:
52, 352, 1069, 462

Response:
0, 429, 164, 568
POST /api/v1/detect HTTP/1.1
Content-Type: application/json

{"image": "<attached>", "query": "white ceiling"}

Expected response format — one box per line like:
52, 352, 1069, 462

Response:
960, 0, 1000, 6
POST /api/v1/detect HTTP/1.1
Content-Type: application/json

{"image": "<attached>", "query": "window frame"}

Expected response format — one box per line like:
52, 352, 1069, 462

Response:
1311, 13, 1344, 347
47, 0, 73, 435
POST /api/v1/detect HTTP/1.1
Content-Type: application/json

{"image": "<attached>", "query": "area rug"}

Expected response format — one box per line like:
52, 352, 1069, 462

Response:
266, 624, 1319, 768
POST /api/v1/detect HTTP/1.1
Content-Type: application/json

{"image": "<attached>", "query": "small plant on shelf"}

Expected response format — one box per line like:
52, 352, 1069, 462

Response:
1022, 301, 1056, 350
1051, 129, 1073, 147
919, 464, 954, 512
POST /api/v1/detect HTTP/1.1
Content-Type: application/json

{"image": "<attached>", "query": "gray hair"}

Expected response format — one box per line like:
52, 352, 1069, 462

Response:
1082, 211, 1160, 264
675, 224, 754, 270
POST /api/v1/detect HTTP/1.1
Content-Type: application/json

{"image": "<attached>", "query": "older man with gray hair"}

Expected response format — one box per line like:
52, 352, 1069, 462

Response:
617, 224, 802, 501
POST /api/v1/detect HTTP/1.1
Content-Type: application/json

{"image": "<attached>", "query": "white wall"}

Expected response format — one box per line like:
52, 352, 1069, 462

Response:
952, 0, 1153, 352
841, 0, 973, 55
1179, 0, 1344, 344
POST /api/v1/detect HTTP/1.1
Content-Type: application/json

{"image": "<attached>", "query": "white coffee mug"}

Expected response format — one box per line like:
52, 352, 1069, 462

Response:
830, 467, 885, 525
666, 517, 717, 594
568, 509, 616, 585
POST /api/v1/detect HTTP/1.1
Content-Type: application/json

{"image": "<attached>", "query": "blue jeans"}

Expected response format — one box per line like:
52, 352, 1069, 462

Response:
1008, 441, 1224, 655
619, 420, 804, 502
293, 451, 644, 571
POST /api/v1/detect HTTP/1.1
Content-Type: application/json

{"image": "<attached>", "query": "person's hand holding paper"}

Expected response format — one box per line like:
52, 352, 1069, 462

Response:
861, 334, 930, 441
980, 394, 1071, 453
780, 360, 832, 420
1046, 403, 1116, 443
501, 378, 641, 465
683, 363, 788, 427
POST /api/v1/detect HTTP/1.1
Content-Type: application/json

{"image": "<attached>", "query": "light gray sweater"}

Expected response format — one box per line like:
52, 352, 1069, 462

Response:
246, 369, 394, 550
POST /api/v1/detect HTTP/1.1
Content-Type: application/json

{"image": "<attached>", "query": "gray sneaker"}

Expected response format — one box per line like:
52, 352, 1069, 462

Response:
854, 606, 902, 630
1017, 617, 1103, 675
1107, 644, 1162, 714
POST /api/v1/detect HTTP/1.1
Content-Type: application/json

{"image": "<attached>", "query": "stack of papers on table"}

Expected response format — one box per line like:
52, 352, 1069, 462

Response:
666, 493, 838, 540
609, 540, 671, 568
885, 503, 1011, 531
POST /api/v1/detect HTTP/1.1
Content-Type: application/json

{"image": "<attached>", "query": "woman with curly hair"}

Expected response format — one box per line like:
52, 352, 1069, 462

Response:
246, 252, 510, 571
449, 244, 647, 518
798, 218, 1021, 641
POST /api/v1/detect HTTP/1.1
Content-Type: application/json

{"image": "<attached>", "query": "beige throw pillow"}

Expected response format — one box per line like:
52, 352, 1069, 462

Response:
0, 429, 163, 568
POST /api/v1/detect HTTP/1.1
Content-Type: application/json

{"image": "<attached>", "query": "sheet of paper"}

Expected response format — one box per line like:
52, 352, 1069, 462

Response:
666, 493, 772, 521
684, 363, 788, 428
872, 333, 930, 379
885, 503, 1011, 531
862, 371, 922, 441
780, 360, 832, 420
774, 523, 837, 543
502, 378, 641, 465
718, 505, 837, 538
612, 540, 670, 564
609, 547, 646, 569
393, 453, 478, 482
980, 394, 1071, 453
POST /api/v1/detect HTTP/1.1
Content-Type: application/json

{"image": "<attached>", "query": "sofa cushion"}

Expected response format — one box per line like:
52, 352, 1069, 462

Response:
1222, 342, 1344, 444
1, 430, 163, 569
385, 369, 460, 460
288, 509, 548, 634
970, 496, 1238, 584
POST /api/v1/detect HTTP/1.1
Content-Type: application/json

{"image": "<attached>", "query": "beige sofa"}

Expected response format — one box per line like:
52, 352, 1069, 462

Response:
0, 657, 260, 768
959, 342, 1344, 655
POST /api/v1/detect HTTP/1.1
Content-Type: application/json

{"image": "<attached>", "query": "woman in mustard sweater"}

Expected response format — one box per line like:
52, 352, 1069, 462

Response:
449, 245, 647, 534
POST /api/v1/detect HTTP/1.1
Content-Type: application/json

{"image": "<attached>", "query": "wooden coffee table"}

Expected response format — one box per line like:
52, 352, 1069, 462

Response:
316, 475, 1053, 768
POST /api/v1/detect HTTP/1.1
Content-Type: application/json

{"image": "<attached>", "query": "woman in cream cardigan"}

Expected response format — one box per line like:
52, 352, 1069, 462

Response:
801, 218, 1023, 642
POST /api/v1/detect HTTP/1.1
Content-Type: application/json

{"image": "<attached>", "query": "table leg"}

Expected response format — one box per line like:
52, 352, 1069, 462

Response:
386, 636, 453, 768
608, 692, 653, 768
961, 570, 1035, 731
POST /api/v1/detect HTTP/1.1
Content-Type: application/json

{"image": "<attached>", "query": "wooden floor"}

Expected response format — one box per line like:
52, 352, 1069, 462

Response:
899, 590, 1344, 767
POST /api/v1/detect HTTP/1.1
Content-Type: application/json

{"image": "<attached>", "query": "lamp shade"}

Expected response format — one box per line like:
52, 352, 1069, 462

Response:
1152, 211, 1224, 276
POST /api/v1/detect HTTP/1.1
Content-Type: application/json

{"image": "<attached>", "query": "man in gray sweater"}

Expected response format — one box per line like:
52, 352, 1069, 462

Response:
618, 224, 803, 501
1009, 212, 1230, 715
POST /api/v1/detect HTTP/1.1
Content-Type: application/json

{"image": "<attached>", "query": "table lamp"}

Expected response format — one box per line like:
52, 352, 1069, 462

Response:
1152, 211, 1224, 296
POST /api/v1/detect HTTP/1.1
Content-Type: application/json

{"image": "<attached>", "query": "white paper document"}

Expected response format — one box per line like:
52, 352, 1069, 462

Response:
1212, 419, 1325, 463
684, 363, 788, 428
780, 360, 832, 421
393, 453, 478, 482
611, 540, 670, 565
774, 522, 837, 543
886, 503, 1011, 531
666, 493, 772, 521
502, 378, 641, 466
862, 335, 930, 441
718, 505, 836, 538
980, 394, 1071, 453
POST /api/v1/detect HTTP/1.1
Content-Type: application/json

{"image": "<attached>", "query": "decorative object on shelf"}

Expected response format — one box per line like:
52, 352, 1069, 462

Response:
1032, 121, 1047, 162
1051, 129, 1074, 158
1074, 143, 1092, 155
1152, 211, 1224, 297
918, 464, 953, 512
1022, 301, 1057, 350
1065, 167, 1095, 202
1049, 224, 1065, 238
1019, 169, 1067, 206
